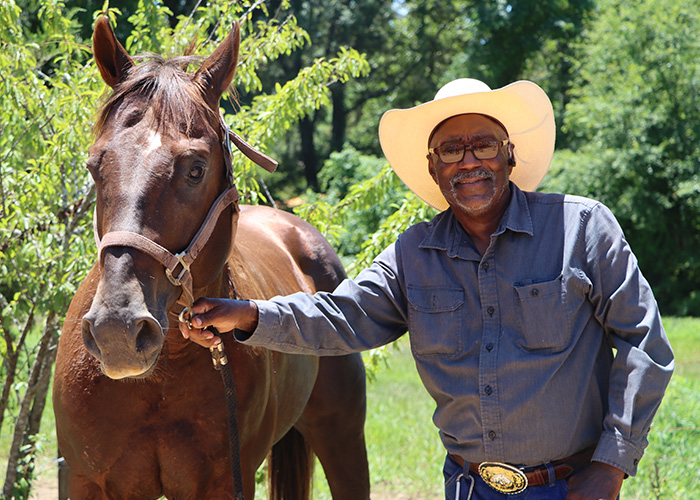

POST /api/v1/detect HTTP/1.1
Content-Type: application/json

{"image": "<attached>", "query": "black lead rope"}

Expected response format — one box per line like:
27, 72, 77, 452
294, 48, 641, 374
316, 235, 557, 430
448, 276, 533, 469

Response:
179, 308, 245, 499
210, 338, 245, 500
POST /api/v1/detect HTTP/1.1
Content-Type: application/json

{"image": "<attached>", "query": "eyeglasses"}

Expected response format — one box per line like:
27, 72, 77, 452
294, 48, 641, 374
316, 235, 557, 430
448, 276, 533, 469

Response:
428, 139, 510, 163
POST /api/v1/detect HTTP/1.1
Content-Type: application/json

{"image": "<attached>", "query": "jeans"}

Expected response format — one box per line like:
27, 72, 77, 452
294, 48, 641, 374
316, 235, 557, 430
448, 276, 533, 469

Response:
443, 454, 570, 500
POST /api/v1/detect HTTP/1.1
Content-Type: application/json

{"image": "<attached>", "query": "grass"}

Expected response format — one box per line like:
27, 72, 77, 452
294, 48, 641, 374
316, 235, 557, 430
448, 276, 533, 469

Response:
2, 317, 698, 499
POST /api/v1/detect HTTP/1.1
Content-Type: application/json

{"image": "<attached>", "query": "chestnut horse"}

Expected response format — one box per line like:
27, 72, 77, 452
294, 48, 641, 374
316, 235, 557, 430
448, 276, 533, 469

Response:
53, 18, 369, 500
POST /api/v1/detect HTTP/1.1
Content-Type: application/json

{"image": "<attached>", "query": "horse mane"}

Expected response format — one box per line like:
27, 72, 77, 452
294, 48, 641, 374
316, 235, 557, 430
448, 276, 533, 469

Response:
93, 54, 222, 137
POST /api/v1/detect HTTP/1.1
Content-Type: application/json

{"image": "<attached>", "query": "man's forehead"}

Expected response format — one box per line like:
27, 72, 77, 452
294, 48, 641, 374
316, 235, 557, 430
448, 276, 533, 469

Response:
429, 113, 508, 144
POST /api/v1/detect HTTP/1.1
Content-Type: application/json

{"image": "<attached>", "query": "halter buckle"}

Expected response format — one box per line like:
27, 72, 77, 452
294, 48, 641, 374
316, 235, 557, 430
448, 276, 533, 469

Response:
166, 252, 190, 286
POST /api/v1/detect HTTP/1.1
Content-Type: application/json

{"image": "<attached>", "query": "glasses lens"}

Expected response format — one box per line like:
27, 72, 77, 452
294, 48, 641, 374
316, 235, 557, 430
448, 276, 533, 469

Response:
434, 140, 504, 163
472, 142, 499, 160
438, 143, 465, 163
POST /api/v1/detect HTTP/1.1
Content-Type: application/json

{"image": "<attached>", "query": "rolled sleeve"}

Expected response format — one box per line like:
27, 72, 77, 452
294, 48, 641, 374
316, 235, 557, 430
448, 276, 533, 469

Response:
594, 430, 645, 476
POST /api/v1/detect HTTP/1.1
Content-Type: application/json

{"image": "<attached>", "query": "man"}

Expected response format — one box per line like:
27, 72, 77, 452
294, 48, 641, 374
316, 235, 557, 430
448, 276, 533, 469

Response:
180, 79, 674, 499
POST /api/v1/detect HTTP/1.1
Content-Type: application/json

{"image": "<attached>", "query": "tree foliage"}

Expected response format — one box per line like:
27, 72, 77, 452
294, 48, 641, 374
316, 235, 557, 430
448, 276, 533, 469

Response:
542, 0, 700, 314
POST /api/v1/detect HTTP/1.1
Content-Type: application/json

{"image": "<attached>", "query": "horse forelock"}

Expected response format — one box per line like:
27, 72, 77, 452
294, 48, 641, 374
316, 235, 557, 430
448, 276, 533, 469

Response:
94, 54, 218, 138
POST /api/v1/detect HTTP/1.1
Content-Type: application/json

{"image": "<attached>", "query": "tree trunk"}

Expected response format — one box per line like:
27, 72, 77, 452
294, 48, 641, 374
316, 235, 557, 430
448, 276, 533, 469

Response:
16, 320, 59, 494
299, 116, 319, 191
331, 84, 346, 153
2, 312, 57, 498
0, 305, 36, 434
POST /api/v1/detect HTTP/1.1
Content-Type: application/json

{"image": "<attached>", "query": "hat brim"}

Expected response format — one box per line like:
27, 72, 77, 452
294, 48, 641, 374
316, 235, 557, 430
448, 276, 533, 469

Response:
378, 80, 555, 211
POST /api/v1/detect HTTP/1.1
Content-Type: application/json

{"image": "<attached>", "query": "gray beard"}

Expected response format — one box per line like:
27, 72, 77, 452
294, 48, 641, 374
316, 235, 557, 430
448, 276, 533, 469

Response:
449, 169, 506, 217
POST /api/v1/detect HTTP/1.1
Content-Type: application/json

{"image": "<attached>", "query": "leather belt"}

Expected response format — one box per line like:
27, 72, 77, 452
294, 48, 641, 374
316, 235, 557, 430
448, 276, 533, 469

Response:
449, 446, 595, 493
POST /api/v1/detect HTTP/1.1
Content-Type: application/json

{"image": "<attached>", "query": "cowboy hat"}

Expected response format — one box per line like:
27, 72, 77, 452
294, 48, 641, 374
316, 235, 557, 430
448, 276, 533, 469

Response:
378, 78, 555, 211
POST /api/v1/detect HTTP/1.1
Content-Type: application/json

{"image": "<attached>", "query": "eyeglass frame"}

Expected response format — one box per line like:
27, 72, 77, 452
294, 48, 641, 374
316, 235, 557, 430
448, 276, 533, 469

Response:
427, 138, 510, 163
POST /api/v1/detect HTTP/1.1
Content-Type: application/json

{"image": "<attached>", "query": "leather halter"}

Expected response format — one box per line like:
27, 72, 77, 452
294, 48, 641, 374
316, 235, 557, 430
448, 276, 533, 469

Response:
94, 113, 274, 308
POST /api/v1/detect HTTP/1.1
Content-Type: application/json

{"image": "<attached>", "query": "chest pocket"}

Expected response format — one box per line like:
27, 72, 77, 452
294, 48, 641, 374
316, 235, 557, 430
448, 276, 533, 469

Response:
514, 276, 572, 352
407, 286, 464, 357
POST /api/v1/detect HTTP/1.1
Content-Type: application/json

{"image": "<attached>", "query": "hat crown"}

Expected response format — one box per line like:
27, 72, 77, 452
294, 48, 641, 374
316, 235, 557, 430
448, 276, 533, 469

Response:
434, 79, 492, 101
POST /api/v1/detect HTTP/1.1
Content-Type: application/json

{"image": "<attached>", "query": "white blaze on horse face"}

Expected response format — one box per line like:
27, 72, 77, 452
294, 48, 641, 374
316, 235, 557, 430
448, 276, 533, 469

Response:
130, 128, 163, 194
143, 129, 162, 156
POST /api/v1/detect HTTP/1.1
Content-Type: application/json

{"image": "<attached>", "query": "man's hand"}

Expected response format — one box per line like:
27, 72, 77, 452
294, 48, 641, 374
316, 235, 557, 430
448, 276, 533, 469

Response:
566, 461, 625, 500
178, 298, 259, 348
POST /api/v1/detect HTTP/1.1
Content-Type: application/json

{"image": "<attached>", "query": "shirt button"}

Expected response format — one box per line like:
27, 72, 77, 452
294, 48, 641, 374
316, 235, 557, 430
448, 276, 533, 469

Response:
485, 343, 494, 352
481, 262, 489, 272
486, 306, 495, 317
484, 385, 493, 395
488, 430, 497, 440
530, 288, 539, 297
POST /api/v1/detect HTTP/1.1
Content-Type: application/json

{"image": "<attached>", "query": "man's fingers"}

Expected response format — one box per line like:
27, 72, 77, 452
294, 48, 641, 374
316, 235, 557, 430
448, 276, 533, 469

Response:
181, 326, 221, 348
178, 320, 191, 339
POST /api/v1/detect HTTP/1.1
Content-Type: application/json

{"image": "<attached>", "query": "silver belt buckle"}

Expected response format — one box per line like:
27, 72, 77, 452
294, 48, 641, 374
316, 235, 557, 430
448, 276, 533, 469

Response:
477, 462, 528, 494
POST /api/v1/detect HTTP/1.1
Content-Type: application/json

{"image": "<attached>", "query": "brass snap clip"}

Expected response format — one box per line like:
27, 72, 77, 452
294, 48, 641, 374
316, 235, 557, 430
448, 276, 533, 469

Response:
178, 307, 194, 329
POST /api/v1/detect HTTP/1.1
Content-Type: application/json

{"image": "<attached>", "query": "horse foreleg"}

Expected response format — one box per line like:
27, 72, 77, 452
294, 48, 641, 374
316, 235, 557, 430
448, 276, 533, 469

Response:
295, 353, 370, 500
66, 472, 108, 500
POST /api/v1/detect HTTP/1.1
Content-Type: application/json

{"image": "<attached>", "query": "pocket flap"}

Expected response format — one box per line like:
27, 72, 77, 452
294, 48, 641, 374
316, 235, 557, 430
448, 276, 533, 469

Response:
407, 286, 464, 313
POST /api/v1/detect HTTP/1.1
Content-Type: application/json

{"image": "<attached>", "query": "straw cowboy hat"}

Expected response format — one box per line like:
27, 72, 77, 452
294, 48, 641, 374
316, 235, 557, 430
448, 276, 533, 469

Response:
378, 78, 556, 211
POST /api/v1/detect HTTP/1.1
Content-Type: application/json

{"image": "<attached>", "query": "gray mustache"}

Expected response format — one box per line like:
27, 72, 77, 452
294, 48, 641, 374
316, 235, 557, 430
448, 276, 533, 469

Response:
450, 170, 495, 188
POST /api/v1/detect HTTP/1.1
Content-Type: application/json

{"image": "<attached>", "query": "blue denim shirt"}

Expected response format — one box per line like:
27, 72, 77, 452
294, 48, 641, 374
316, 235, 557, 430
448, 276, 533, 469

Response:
242, 184, 674, 476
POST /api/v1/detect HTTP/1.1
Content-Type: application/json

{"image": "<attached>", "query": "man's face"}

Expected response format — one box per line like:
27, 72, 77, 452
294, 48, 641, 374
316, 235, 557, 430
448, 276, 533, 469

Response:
428, 114, 513, 220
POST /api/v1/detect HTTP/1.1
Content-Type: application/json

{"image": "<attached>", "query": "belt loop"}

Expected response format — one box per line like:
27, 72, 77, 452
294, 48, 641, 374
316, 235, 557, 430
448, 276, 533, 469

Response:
545, 462, 556, 487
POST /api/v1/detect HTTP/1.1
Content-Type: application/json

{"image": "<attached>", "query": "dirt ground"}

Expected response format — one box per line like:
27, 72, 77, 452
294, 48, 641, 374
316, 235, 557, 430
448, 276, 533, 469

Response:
30, 482, 419, 500
29, 471, 426, 500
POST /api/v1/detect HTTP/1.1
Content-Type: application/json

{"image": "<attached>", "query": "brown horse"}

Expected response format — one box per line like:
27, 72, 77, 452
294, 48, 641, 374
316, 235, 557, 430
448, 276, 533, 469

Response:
53, 18, 369, 500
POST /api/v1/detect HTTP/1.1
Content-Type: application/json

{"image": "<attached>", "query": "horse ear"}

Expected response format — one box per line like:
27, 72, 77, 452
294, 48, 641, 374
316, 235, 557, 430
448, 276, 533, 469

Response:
93, 16, 134, 88
195, 22, 240, 108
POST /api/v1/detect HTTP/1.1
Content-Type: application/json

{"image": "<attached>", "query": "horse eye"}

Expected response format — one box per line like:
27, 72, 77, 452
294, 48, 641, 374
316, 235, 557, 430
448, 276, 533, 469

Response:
188, 164, 206, 180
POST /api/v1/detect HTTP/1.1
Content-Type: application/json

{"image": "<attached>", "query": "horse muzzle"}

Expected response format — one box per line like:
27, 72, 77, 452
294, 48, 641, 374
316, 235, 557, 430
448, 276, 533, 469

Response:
81, 306, 165, 380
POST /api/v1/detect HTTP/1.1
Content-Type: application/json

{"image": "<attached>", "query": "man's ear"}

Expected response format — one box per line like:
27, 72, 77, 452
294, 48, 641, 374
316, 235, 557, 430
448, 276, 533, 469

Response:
507, 143, 516, 170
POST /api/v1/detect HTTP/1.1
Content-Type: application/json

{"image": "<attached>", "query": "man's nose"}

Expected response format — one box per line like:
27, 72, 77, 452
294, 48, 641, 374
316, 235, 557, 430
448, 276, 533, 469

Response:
457, 149, 482, 167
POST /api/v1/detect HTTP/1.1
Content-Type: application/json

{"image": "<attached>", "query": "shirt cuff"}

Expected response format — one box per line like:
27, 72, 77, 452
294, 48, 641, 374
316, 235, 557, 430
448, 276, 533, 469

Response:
231, 299, 274, 345
593, 431, 645, 477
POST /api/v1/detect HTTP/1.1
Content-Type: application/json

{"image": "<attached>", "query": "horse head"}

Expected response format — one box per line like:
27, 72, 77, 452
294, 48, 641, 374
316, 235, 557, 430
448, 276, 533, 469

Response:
82, 17, 240, 379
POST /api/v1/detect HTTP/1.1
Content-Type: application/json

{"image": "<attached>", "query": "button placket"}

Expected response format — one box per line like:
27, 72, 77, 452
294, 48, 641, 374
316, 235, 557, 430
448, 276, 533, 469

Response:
477, 255, 503, 458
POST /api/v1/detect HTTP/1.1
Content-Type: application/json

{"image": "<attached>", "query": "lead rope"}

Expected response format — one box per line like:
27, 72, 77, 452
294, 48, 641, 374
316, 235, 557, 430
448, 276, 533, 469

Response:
211, 340, 245, 500
180, 309, 244, 500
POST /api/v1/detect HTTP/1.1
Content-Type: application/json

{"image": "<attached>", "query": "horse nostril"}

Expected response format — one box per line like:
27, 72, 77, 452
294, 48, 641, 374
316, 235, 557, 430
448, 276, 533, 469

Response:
134, 317, 164, 354
81, 316, 102, 359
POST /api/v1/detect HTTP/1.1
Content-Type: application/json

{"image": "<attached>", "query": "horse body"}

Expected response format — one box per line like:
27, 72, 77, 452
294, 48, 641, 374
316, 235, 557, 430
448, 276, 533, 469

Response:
53, 18, 368, 500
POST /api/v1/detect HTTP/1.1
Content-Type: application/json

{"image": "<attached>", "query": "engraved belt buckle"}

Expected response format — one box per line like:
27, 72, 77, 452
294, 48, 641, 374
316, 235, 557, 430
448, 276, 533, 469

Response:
477, 462, 528, 495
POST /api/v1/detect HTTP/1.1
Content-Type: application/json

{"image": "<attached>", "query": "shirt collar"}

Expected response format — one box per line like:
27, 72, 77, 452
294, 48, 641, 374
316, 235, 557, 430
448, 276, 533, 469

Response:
419, 182, 534, 259
495, 182, 534, 237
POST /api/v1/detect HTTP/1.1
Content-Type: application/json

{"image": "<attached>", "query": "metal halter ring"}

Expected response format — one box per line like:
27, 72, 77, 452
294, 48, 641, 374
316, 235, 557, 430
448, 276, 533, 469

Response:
178, 307, 194, 329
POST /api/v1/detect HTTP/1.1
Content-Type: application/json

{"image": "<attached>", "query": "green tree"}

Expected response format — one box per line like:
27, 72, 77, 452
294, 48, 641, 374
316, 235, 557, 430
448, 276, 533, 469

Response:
0, 0, 367, 496
542, 0, 700, 314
